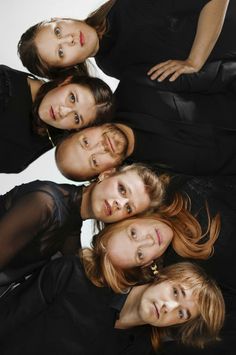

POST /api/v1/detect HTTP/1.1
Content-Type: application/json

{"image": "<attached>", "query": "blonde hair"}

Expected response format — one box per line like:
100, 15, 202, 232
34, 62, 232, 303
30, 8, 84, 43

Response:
150, 262, 225, 351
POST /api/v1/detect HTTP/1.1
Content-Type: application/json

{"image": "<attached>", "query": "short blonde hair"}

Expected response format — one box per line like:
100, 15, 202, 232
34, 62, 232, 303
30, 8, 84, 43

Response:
150, 262, 225, 351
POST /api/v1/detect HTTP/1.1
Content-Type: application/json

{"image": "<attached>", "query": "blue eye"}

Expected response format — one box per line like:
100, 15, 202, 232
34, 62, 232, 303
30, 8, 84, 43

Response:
118, 183, 126, 196
74, 113, 80, 124
58, 47, 64, 58
178, 309, 184, 319
173, 287, 178, 297
69, 93, 75, 103
126, 203, 132, 214
130, 228, 136, 238
54, 26, 61, 37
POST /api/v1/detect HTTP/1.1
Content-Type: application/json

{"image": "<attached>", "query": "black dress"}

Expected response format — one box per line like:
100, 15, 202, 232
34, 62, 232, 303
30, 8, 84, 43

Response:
0, 256, 152, 355
114, 61, 236, 176
0, 65, 58, 173
161, 175, 236, 355
0, 180, 83, 270
95, 0, 236, 79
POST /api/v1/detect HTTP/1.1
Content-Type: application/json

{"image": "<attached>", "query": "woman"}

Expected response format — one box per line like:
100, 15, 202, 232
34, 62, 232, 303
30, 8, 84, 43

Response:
0, 163, 166, 271
17, 0, 234, 80
0, 258, 225, 355
0, 65, 113, 173
82, 175, 236, 354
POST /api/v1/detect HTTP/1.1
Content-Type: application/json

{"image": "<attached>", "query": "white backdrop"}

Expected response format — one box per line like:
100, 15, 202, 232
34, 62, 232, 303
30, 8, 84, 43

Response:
0, 0, 119, 245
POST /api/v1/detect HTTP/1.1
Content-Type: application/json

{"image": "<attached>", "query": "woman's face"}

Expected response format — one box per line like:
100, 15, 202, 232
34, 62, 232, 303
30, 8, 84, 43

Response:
35, 19, 99, 67
106, 218, 173, 268
90, 170, 151, 223
38, 82, 96, 130
139, 280, 199, 327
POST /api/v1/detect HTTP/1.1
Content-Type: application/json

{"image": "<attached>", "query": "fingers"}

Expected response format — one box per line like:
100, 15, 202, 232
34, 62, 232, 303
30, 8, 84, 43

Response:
147, 60, 196, 82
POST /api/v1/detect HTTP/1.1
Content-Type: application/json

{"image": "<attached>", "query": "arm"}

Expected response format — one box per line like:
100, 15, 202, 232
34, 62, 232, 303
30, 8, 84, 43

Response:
148, 0, 230, 81
0, 192, 52, 269
0, 257, 75, 337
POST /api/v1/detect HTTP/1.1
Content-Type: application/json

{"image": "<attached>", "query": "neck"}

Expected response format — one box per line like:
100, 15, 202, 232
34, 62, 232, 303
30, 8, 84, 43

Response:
115, 284, 148, 329
80, 184, 94, 220
27, 77, 44, 102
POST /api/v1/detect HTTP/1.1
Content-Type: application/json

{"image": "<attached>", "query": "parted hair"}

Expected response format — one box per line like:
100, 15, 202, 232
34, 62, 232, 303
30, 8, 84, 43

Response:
18, 1, 116, 78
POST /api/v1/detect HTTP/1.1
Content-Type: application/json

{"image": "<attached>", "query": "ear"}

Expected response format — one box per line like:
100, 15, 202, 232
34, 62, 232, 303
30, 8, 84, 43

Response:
98, 168, 117, 182
58, 75, 73, 87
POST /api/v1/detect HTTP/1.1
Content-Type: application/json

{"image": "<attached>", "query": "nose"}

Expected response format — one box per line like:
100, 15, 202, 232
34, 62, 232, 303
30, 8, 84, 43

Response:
133, 232, 154, 245
59, 106, 72, 118
60, 34, 78, 46
162, 300, 179, 313
111, 198, 128, 212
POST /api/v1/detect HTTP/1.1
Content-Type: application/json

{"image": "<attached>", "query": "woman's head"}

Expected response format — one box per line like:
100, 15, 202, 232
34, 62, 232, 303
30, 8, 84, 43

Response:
33, 74, 113, 132
18, 1, 116, 78
86, 163, 168, 223
148, 262, 225, 349
18, 19, 98, 78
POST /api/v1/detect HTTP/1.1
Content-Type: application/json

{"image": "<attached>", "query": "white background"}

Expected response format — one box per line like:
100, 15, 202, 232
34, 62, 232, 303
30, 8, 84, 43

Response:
0, 0, 119, 245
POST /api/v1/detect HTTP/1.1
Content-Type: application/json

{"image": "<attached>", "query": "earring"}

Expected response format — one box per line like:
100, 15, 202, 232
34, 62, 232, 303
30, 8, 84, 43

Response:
151, 263, 159, 276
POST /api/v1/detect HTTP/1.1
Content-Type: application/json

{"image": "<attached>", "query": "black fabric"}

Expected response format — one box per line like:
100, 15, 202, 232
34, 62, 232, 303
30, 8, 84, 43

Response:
0, 180, 83, 270
114, 61, 236, 176
95, 0, 236, 79
0, 256, 152, 355
0, 65, 54, 173
161, 175, 236, 355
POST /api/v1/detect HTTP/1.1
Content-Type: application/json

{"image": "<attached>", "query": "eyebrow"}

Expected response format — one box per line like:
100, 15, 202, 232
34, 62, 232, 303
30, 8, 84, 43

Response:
74, 92, 84, 125
124, 183, 136, 212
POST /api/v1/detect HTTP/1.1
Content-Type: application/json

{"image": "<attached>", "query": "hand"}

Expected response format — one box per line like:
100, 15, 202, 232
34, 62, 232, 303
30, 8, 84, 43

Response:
147, 59, 201, 82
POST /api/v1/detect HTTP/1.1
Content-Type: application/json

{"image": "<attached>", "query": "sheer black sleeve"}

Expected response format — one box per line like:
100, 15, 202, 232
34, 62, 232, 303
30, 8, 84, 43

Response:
0, 191, 55, 269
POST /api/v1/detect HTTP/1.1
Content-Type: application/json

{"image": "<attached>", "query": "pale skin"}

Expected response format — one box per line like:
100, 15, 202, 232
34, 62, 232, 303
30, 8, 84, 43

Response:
80, 169, 151, 223
28, 76, 97, 130
115, 280, 198, 329
148, 0, 230, 81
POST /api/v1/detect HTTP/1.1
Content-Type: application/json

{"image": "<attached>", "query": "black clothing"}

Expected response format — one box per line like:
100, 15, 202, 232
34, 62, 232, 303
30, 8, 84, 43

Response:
0, 65, 58, 173
161, 175, 236, 355
0, 256, 152, 355
0, 180, 83, 270
114, 61, 236, 175
96, 0, 236, 79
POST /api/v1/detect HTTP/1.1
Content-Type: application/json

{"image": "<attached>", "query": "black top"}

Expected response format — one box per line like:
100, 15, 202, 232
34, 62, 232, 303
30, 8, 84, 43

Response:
114, 61, 236, 176
161, 175, 236, 355
0, 256, 152, 355
0, 65, 57, 173
0, 180, 83, 270
95, 0, 236, 79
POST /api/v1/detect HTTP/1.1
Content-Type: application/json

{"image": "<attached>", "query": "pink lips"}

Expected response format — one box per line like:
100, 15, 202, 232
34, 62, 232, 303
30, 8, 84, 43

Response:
155, 229, 162, 246
50, 106, 56, 120
104, 200, 112, 216
80, 31, 85, 46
